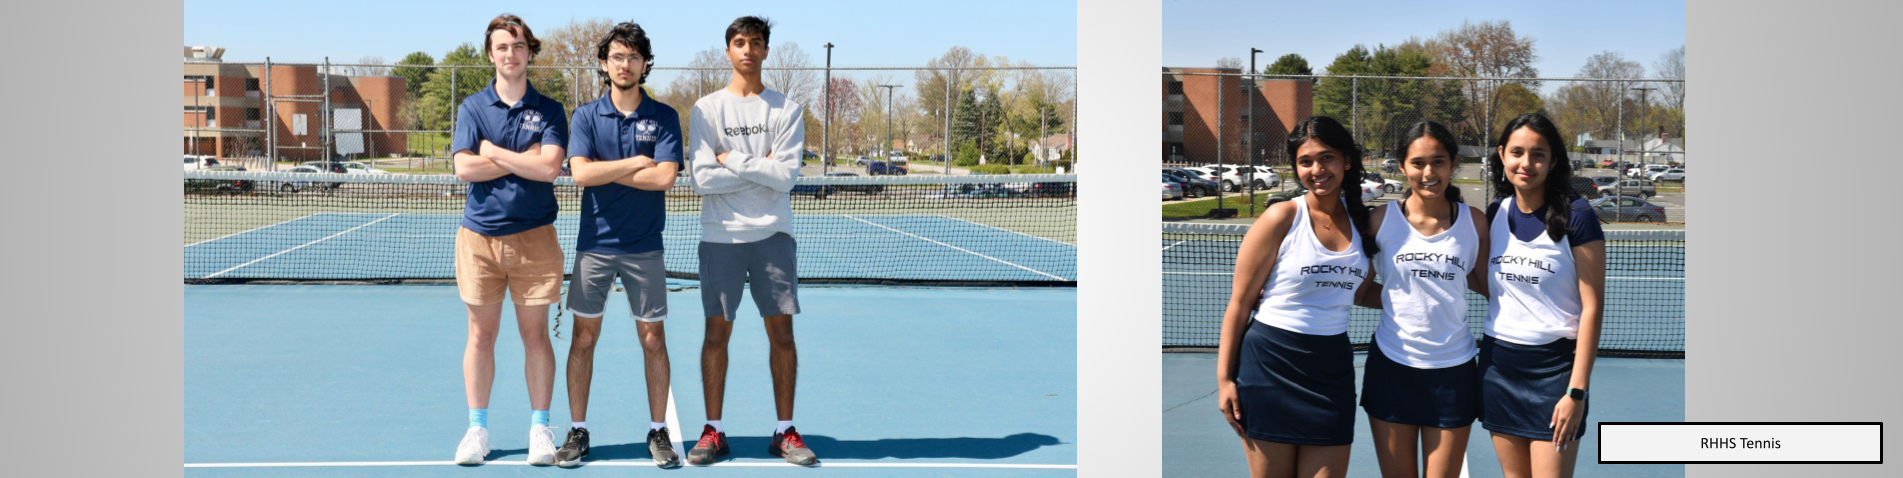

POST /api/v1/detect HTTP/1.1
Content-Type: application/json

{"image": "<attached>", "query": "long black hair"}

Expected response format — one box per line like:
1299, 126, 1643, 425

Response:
1486, 113, 1574, 242
1287, 116, 1377, 259
596, 22, 655, 86
1398, 120, 1466, 207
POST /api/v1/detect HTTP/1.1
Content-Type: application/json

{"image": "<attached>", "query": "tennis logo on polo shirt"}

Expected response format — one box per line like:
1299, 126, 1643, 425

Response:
521, 110, 546, 132
635, 119, 660, 142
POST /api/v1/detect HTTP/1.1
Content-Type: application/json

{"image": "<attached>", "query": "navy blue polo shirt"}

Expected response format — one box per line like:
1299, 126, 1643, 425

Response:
568, 90, 684, 254
452, 80, 568, 236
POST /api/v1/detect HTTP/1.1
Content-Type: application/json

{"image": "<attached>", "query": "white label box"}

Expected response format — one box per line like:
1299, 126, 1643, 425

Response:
1599, 422, 1882, 464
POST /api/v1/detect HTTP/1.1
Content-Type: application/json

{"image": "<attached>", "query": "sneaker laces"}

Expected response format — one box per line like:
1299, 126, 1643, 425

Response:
781, 429, 807, 450
651, 428, 674, 451
695, 426, 720, 449
563, 429, 587, 449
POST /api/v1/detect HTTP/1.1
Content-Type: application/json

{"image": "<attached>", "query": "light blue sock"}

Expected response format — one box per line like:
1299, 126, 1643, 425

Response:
532, 410, 550, 428
469, 409, 488, 429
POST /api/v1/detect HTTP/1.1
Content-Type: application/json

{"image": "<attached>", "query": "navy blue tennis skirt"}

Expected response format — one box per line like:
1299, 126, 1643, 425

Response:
1236, 320, 1356, 446
1360, 345, 1480, 429
1478, 335, 1588, 441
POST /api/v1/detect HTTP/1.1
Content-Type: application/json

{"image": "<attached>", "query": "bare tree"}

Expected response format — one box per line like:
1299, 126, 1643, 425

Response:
764, 42, 820, 110
1215, 57, 1244, 70
1426, 19, 1540, 141
1653, 45, 1685, 111
540, 18, 616, 101
915, 47, 988, 139
1576, 51, 1645, 140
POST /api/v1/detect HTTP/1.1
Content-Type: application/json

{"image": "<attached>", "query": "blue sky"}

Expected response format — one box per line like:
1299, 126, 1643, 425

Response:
1163, 0, 1684, 80
185, 0, 1076, 67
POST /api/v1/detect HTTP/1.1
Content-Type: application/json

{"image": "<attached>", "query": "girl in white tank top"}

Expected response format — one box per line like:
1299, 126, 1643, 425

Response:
1372, 199, 1481, 367
1251, 194, 1369, 336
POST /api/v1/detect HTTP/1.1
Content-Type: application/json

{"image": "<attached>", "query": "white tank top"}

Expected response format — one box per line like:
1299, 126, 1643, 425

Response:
1485, 196, 1582, 345
1251, 195, 1369, 336
1373, 201, 1480, 368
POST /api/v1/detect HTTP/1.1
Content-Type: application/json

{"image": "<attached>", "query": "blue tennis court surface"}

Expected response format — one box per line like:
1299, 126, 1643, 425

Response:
186, 284, 1076, 476
185, 213, 1076, 283
1163, 352, 1684, 478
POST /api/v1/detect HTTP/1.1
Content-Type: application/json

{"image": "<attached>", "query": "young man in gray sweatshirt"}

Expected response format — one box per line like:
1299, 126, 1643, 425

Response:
683, 16, 817, 467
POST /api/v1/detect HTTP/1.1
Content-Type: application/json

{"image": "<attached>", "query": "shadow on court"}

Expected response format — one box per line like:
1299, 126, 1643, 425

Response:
587, 433, 1063, 462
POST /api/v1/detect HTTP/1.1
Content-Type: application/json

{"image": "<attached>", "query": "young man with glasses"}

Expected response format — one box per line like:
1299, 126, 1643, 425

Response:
683, 15, 817, 467
550, 21, 684, 469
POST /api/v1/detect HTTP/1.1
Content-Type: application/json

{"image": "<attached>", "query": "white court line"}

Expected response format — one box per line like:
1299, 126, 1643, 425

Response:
184, 213, 320, 248
203, 213, 400, 279
185, 461, 1076, 469
1162, 240, 1186, 251
934, 214, 1076, 247
844, 215, 1068, 281
666, 386, 684, 451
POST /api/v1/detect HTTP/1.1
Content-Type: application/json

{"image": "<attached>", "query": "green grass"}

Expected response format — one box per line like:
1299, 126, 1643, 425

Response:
1162, 194, 1269, 219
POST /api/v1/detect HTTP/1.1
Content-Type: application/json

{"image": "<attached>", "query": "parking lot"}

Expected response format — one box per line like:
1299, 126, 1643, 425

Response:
1168, 163, 1684, 225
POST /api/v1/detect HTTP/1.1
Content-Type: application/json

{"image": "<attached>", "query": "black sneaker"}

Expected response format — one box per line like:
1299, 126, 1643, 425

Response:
648, 427, 681, 468
554, 427, 589, 468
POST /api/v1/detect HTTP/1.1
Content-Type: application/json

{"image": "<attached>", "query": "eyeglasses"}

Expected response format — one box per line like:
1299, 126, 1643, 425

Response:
607, 55, 644, 66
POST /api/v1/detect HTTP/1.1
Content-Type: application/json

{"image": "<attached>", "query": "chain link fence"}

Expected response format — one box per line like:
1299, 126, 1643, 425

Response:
1162, 70, 1686, 224
182, 60, 1075, 178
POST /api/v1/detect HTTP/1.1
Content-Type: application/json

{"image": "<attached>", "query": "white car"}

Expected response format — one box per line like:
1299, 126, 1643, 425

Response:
1163, 177, 1184, 200
183, 155, 218, 171
340, 161, 390, 174
1236, 165, 1282, 190
1647, 168, 1685, 182
1365, 172, 1403, 194
1360, 184, 1377, 203
264, 166, 337, 194
1627, 164, 1669, 178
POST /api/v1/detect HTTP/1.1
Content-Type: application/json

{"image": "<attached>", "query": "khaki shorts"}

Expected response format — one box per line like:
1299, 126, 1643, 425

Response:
454, 225, 564, 306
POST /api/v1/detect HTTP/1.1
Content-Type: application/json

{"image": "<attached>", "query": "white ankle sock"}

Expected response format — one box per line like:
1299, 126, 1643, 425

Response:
570, 421, 586, 430
776, 420, 793, 434
708, 420, 723, 433
651, 422, 666, 431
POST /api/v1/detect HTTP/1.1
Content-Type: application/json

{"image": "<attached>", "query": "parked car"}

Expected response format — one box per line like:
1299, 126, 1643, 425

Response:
1596, 178, 1657, 198
264, 165, 336, 194
1569, 176, 1603, 199
1161, 168, 1218, 198
1365, 171, 1403, 194
1028, 182, 1074, 198
182, 155, 219, 171
1590, 196, 1668, 223
791, 182, 837, 198
1648, 168, 1685, 182
1381, 158, 1400, 173
1600, 158, 1618, 168
868, 160, 907, 175
1262, 186, 1307, 207
1239, 165, 1282, 190
1627, 164, 1669, 178
823, 172, 885, 194
184, 166, 254, 194
1163, 177, 1184, 200
926, 183, 1022, 199
853, 156, 872, 166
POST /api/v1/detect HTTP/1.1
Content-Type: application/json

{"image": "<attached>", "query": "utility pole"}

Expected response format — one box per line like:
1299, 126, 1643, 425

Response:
824, 43, 833, 174
1249, 48, 1261, 217
878, 84, 902, 161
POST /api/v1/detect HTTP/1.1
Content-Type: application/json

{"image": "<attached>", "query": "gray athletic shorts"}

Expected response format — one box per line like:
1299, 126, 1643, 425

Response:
566, 250, 668, 321
698, 232, 800, 320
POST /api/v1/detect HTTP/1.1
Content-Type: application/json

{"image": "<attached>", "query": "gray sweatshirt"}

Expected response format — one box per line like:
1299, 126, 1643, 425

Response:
688, 88, 806, 244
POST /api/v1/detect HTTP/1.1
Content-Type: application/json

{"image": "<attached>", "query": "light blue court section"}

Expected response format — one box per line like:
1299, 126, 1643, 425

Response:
186, 285, 1076, 477
186, 213, 1074, 283
1163, 352, 1684, 478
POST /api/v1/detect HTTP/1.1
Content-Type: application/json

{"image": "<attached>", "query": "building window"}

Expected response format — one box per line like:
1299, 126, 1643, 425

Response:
1166, 81, 1183, 95
185, 106, 216, 121
245, 78, 260, 91
184, 75, 214, 89
246, 108, 261, 121
1167, 112, 1184, 126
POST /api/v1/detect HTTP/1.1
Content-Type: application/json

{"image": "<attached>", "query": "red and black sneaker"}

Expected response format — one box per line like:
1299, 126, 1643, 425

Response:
769, 426, 819, 466
685, 425, 729, 466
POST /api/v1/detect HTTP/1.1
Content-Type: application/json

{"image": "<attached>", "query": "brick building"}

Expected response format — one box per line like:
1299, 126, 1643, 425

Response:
184, 46, 406, 165
1162, 67, 1312, 166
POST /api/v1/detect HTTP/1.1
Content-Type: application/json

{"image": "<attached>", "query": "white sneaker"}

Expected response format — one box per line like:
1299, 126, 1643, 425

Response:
453, 427, 489, 465
527, 425, 558, 465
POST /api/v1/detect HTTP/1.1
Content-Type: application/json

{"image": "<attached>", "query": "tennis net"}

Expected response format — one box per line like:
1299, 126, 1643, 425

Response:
1162, 223, 1684, 358
185, 170, 1076, 286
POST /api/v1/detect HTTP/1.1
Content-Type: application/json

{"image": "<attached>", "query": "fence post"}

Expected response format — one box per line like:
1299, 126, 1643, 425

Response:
323, 57, 331, 163
265, 58, 274, 169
